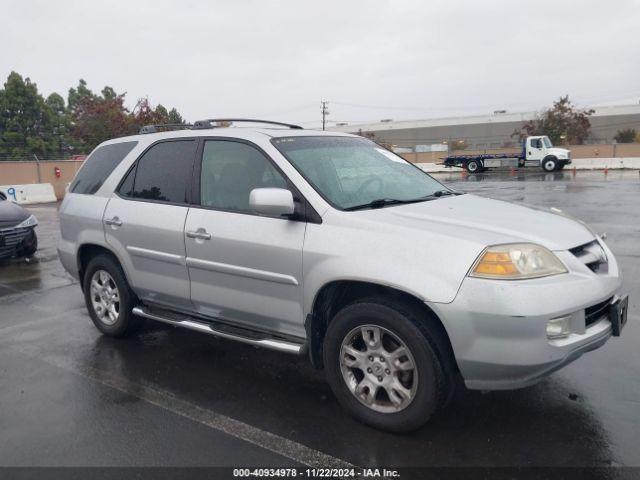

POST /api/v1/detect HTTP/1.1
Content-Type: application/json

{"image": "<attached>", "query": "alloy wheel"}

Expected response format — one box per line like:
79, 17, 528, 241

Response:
90, 270, 120, 326
339, 324, 418, 413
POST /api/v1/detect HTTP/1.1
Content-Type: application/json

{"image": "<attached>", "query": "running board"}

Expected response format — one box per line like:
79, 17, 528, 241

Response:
132, 306, 304, 354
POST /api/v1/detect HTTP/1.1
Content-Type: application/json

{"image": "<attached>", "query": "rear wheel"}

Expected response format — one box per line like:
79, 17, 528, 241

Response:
83, 254, 140, 337
466, 160, 481, 173
324, 299, 448, 432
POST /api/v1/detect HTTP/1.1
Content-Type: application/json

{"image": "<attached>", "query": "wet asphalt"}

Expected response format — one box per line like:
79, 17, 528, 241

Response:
0, 170, 638, 469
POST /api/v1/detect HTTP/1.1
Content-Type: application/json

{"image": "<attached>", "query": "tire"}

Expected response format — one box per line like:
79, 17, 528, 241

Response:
82, 254, 140, 337
323, 299, 448, 432
542, 157, 558, 172
466, 160, 481, 173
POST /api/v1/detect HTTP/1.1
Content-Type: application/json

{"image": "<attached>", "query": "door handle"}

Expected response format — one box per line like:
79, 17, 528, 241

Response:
186, 228, 212, 240
104, 217, 123, 227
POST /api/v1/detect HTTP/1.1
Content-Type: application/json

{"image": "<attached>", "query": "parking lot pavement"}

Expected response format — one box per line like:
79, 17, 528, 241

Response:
0, 170, 638, 468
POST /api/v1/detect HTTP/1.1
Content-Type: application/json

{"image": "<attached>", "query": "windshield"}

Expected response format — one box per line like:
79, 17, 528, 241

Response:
272, 136, 449, 210
542, 136, 553, 148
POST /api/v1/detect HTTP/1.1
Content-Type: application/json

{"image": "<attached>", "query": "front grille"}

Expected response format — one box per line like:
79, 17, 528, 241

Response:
585, 297, 613, 328
0, 227, 31, 258
569, 240, 608, 274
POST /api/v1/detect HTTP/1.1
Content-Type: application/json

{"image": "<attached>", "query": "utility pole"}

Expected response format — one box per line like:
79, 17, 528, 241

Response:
321, 100, 329, 130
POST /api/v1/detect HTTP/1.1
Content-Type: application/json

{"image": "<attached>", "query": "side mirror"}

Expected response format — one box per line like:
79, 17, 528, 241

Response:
249, 188, 295, 217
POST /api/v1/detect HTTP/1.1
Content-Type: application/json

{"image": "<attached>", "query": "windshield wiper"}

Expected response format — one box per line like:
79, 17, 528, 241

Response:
431, 190, 459, 197
344, 190, 464, 211
344, 197, 436, 211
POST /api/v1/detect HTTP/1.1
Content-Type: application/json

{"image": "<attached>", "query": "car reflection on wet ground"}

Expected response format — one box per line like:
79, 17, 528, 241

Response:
0, 170, 638, 469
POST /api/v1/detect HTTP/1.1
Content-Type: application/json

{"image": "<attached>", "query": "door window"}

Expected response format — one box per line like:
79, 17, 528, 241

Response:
128, 140, 197, 204
199, 140, 287, 213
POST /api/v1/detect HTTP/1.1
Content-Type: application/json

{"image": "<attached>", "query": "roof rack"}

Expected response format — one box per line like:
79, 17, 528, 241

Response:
139, 124, 193, 134
192, 119, 303, 130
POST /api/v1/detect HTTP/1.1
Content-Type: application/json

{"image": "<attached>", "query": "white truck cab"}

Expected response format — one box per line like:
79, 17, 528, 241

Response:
525, 136, 571, 170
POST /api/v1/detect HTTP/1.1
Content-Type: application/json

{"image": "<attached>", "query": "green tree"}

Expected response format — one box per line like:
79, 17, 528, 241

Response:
168, 107, 186, 125
0, 73, 188, 157
68, 79, 97, 112
513, 96, 594, 145
46, 92, 73, 154
614, 128, 637, 143
0, 72, 57, 158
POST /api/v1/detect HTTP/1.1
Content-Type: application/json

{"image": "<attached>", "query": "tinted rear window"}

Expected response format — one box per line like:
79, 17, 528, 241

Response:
70, 141, 138, 195
131, 140, 196, 204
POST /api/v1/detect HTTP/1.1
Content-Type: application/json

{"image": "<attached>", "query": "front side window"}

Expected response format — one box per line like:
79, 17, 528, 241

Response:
130, 140, 196, 204
272, 136, 449, 210
70, 141, 137, 195
199, 140, 287, 213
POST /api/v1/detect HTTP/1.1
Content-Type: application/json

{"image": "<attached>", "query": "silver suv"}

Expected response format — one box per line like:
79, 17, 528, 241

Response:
58, 119, 628, 432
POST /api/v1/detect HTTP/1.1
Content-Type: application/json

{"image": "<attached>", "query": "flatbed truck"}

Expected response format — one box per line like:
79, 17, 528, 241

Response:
443, 136, 571, 173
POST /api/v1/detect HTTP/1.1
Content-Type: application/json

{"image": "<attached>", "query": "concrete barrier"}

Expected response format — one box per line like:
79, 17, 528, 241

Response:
0, 183, 57, 204
0, 160, 84, 200
417, 157, 640, 173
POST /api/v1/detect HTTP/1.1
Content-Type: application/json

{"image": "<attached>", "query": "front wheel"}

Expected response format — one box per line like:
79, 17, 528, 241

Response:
542, 157, 558, 172
324, 300, 447, 432
83, 254, 140, 337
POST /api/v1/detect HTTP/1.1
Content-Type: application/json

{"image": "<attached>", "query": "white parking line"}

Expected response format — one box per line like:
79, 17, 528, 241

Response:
9, 345, 355, 469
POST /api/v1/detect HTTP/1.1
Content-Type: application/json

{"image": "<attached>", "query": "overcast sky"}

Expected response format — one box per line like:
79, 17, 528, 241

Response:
2, 0, 639, 128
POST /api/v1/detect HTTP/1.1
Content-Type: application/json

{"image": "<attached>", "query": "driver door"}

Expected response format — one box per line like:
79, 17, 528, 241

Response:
527, 138, 544, 162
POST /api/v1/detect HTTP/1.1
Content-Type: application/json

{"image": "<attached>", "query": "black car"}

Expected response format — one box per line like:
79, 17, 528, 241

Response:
0, 191, 38, 260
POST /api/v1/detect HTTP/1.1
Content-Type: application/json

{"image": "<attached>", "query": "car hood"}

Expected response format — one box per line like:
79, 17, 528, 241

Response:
354, 194, 594, 251
0, 200, 30, 229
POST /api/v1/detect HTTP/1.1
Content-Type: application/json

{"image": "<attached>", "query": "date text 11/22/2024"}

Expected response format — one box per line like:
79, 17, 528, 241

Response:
233, 468, 399, 478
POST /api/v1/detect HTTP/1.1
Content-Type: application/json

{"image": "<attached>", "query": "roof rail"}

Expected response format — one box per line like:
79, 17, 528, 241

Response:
192, 119, 303, 130
139, 124, 193, 134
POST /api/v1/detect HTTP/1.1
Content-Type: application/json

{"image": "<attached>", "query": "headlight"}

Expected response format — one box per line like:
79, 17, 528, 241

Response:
470, 243, 567, 280
17, 214, 38, 228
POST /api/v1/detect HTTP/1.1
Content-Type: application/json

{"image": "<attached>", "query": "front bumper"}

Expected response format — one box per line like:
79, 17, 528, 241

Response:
428, 243, 623, 390
0, 226, 36, 259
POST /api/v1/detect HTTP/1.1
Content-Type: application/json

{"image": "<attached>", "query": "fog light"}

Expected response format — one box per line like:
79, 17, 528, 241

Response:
547, 316, 571, 339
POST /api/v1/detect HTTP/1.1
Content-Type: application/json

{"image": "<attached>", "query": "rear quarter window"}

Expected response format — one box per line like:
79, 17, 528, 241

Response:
70, 141, 138, 195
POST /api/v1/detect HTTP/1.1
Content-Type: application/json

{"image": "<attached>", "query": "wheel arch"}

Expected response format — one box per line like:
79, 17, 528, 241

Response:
77, 243, 130, 292
306, 280, 458, 376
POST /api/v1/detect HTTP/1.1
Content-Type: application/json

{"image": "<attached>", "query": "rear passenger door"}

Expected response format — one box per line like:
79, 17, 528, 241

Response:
104, 139, 197, 310
184, 139, 307, 339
